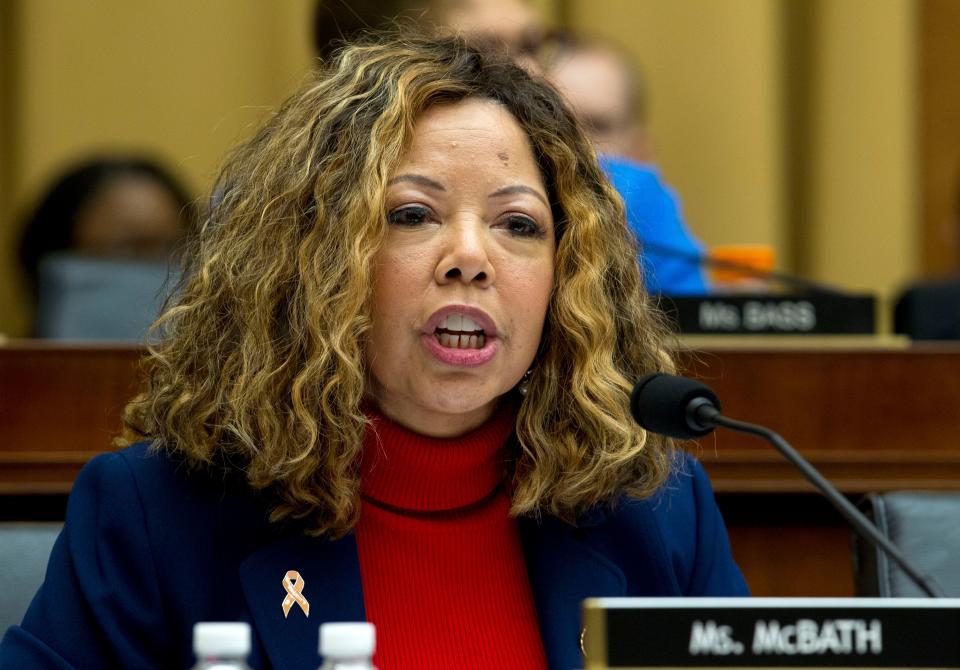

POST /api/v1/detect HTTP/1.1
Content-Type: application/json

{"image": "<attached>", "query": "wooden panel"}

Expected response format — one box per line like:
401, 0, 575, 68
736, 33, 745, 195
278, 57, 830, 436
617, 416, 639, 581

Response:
718, 494, 854, 597
683, 344, 960, 492
0, 342, 140, 493
919, 0, 960, 275
727, 523, 853, 596
5, 342, 960, 493
3, 340, 960, 596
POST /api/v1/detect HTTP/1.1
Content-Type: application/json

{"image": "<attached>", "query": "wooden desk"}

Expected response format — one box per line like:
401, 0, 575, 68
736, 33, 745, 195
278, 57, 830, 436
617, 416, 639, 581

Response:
0, 342, 140, 494
678, 342, 960, 596
4, 340, 960, 595
681, 343, 960, 493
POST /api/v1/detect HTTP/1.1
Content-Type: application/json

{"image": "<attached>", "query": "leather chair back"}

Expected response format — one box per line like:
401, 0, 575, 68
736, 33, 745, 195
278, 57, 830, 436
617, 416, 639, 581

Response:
894, 278, 960, 340
0, 522, 62, 631
35, 253, 176, 340
853, 492, 960, 597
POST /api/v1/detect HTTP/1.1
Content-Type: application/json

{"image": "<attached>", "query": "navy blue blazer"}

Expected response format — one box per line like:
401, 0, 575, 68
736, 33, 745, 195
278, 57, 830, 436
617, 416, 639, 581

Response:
1, 442, 748, 669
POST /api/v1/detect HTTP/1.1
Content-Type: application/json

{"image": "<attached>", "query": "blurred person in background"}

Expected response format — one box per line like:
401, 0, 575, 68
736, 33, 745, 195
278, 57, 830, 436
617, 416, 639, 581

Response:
313, 0, 415, 60
540, 31, 708, 294
313, 0, 546, 68
313, 0, 708, 294
17, 156, 194, 339
544, 33, 652, 163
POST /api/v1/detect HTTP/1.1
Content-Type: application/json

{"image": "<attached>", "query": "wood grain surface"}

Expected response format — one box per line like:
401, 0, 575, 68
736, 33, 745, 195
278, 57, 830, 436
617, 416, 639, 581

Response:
4, 340, 960, 595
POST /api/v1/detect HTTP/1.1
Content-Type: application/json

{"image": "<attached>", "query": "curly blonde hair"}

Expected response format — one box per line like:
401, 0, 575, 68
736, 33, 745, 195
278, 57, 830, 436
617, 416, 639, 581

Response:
121, 32, 675, 536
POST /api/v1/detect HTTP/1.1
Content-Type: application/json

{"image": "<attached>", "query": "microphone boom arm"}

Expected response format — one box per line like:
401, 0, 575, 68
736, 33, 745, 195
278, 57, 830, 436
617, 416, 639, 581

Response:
694, 403, 944, 598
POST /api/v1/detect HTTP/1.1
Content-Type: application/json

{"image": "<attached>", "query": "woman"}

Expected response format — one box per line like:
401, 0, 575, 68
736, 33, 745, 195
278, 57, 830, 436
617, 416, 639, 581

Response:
0, 33, 746, 670
18, 156, 193, 337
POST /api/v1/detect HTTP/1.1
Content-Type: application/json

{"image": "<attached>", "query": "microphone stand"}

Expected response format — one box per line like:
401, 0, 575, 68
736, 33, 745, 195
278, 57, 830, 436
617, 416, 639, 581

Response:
691, 401, 944, 598
640, 241, 846, 296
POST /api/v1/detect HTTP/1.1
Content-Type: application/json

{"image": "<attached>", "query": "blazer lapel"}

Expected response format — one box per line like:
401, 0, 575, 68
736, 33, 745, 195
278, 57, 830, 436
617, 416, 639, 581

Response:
520, 515, 627, 670
239, 530, 365, 670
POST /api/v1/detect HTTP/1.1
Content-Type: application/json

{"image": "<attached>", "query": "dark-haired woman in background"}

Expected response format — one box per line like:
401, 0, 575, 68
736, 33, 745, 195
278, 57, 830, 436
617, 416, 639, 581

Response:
0, 33, 746, 670
18, 157, 193, 338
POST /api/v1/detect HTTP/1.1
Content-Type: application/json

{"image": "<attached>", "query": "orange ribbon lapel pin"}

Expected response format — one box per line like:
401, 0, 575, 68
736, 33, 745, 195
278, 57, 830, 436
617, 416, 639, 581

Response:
281, 570, 310, 618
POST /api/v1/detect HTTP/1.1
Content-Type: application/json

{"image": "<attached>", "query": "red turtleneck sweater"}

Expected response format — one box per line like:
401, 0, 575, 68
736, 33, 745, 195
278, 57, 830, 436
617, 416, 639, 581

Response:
356, 403, 548, 670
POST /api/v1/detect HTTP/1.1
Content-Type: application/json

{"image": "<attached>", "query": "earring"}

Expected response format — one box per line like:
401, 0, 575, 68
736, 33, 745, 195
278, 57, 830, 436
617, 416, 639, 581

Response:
518, 368, 534, 396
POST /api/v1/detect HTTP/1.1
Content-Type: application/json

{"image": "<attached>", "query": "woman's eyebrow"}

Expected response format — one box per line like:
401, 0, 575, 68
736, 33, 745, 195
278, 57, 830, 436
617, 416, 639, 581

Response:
387, 174, 446, 191
490, 184, 549, 207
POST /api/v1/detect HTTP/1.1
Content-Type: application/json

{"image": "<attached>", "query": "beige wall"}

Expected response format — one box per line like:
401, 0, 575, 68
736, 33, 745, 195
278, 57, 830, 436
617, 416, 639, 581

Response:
568, 0, 788, 259
803, 0, 918, 292
0, 0, 922, 334
566, 0, 918, 294
1, 0, 315, 336
0, 1, 20, 337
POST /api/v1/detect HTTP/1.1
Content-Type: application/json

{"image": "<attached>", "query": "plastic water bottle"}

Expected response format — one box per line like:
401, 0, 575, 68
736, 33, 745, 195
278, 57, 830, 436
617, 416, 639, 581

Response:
319, 622, 377, 670
191, 622, 254, 670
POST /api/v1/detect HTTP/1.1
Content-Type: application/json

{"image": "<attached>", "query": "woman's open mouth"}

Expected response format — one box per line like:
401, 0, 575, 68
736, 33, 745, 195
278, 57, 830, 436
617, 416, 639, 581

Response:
422, 306, 499, 366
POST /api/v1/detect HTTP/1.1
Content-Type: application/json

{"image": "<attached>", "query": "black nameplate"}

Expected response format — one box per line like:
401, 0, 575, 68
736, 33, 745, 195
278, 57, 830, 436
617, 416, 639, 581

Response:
583, 597, 960, 668
659, 294, 876, 335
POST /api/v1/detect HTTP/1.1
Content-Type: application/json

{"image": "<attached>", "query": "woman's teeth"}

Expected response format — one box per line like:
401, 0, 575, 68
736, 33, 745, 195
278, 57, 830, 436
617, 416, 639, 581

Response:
434, 314, 487, 349
436, 332, 486, 349
438, 313, 481, 332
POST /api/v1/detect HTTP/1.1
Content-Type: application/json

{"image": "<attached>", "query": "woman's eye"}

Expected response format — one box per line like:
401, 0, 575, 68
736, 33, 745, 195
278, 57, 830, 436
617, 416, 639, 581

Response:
388, 205, 431, 227
503, 215, 545, 238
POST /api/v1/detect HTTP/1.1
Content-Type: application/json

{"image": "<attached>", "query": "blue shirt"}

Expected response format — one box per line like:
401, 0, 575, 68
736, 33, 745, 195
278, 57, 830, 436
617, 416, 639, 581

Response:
600, 156, 708, 295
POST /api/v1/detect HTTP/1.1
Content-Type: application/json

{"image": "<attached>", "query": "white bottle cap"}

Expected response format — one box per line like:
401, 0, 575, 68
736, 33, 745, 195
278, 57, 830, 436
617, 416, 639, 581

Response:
319, 622, 376, 658
193, 622, 252, 657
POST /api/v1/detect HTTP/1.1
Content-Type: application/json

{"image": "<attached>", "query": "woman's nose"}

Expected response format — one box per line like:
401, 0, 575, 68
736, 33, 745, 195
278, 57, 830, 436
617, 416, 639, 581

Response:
435, 221, 495, 287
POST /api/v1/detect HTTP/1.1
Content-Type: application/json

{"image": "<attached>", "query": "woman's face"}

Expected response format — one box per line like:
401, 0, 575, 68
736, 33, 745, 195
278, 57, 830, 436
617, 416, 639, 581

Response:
368, 98, 555, 437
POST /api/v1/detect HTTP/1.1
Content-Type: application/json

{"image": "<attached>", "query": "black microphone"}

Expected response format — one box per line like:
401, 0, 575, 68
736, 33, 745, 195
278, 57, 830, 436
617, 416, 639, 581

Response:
631, 372, 944, 598
630, 373, 721, 439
